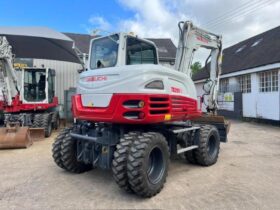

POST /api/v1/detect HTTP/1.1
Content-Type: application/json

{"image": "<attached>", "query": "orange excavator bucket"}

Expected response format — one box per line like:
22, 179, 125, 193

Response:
0, 124, 33, 149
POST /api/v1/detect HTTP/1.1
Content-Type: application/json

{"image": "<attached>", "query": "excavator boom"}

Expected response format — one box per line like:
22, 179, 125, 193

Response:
175, 21, 222, 113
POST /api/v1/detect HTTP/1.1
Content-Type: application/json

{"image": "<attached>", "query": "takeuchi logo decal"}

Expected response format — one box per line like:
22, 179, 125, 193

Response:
83, 76, 107, 82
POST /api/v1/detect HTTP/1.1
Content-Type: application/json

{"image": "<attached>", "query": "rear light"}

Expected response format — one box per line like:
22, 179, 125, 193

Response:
138, 101, 145, 108
145, 80, 164, 90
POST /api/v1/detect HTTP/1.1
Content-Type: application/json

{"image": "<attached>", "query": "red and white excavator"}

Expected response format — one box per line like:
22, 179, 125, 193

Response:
0, 36, 59, 148
52, 21, 230, 198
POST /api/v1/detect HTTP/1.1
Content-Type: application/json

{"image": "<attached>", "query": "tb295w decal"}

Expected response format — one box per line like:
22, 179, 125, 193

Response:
171, 87, 182, 94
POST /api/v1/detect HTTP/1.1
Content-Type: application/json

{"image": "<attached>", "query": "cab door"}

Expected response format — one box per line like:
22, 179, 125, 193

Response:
47, 69, 55, 103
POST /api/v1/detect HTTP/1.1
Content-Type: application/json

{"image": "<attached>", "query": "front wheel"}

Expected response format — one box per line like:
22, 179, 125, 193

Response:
195, 125, 220, 166
127, 132, 169, 198
60, 129, 92, 173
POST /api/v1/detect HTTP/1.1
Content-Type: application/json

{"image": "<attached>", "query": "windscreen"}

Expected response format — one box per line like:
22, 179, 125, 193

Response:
90, 34, 119, 69
24, 69, 46, 102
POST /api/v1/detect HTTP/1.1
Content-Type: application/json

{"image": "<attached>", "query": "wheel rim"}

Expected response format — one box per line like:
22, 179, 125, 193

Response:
207, 135, 217, 158
147, 147, 165, 184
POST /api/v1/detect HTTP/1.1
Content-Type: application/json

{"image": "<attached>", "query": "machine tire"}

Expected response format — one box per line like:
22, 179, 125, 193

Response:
127, 132, 169, 198
112, 132, 139, 193
42, 113, 52, 137
195, 125, 220, 166
52, 128, 71, 169
52, 112, 60, 130
60, 129, 92, 173
33, 114, 42, 128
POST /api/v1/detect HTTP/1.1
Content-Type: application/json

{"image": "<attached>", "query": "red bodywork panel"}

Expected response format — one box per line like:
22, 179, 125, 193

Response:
3, 95, 58, 113
0, 101, 3, 110
72, 94, 202, 124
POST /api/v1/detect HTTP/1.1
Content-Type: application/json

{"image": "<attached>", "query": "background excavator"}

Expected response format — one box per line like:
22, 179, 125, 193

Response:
0, 36, 59, 148
0, 28, 81, 149
52, 21, 230, 198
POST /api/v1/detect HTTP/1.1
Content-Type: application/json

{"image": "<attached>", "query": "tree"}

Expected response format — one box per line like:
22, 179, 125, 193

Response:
191, 61, 202, 74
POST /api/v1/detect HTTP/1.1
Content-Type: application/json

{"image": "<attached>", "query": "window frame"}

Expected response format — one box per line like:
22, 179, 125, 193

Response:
259, 70, 279, 92
238, 74, 251, 93
89, 34, 119, 70
126, 36, 158, 65
219, 78, 229, 93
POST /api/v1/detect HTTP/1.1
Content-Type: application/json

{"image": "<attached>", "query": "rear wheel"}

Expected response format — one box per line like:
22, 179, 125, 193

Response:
127, 132, 169, 198
33, 113, 42, 128
60, 129, 92, 173
42, 113, 52, 137
195, 125, 220, 166
52, 128, 71, 169
52, 112, 60, 130
112, 132, 138, 192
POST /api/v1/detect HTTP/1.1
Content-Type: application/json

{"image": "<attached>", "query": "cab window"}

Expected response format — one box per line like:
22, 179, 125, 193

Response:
126, 37, 157, 65
90, 34, 119, 69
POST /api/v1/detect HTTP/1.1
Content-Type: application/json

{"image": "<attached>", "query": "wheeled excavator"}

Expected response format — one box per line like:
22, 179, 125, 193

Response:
0, 36, 60, 149
52, 21, 230, 197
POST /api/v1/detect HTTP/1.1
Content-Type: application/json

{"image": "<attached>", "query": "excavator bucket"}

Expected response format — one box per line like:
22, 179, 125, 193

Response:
29, 128, 45, 141
0, 126, 33, 149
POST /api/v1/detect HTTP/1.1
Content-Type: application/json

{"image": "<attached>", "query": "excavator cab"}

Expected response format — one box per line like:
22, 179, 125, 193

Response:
89, 33, 158, 69
22, 68, 56, 104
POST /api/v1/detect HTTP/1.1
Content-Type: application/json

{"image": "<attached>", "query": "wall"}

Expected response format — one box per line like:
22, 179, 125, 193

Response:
33, 59, 82, 104
195, 69, 280, 121
242, 72, 280, 121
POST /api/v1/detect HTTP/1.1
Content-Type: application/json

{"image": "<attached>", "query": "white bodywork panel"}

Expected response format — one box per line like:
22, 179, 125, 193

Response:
78, 64, 197, 108
82, 93, 112, 107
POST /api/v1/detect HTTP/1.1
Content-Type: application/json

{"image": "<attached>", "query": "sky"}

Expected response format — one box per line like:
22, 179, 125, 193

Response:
0, 0, 280, 49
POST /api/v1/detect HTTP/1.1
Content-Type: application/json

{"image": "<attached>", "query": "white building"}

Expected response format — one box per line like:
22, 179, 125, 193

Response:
193, 25, 280, 123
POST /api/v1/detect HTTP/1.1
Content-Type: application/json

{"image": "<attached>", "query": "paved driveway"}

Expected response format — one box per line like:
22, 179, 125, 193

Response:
0, 120, 279, 209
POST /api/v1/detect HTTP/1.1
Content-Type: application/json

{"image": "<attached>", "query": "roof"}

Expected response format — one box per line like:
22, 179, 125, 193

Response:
193, 25, 280, 81
63, 33, 94, 54
0, 27, 80, 63
63, 33, 177, 60
0, 27, 72, 41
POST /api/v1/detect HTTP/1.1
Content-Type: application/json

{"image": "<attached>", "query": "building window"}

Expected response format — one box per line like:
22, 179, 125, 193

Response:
235, 45, 246, 53
259, 70, 279, 92
219, 78, 229, 92
251, 38, 263, 47
238, 74, 251, 93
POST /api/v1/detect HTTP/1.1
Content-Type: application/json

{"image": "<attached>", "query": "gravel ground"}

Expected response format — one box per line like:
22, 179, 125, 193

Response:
0, 120, 280, 210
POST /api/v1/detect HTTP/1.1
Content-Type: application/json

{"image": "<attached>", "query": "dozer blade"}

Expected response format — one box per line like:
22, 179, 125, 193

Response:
0, 127, 33, 149
193, 114, 231, 142
29, 128, 45, 141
